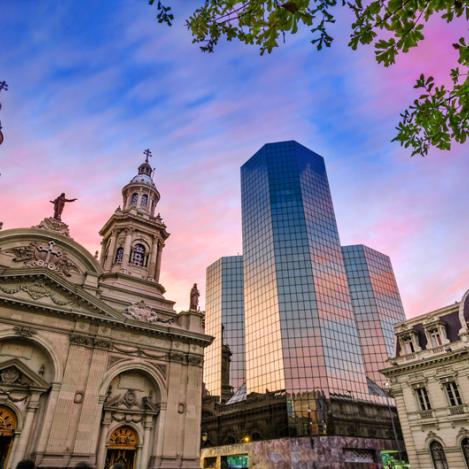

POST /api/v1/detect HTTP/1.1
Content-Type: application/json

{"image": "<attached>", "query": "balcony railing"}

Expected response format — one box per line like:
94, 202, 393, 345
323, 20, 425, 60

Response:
431, 345, 446, 354
449, 405, 465, 415
419, 410, 433, 419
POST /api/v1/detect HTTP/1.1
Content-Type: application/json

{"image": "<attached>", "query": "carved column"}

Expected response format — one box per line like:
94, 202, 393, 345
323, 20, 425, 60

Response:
104, 232, 117, 270
154, 242, 163, 282
99, 239, 106, 266
154, 403, 166, 465
147, 237, 158, 281
121, 229, 133, 270
34, 383, 61, 461
97, 412, 111, 469
10, 394, 40, 468
135, 442, 143, 469
141, 415, 154, 469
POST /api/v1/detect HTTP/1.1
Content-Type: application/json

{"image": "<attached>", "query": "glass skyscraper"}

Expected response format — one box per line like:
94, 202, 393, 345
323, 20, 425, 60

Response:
342, 244, 406, 387
241, 141, 369, 399
204, 256, 245, 400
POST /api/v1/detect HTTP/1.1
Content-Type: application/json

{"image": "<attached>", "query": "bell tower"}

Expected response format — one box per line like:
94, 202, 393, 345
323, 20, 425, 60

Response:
99, 150, 169, 290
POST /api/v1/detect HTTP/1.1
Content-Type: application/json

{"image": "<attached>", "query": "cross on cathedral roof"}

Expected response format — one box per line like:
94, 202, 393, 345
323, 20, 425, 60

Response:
143, 148, 152, 163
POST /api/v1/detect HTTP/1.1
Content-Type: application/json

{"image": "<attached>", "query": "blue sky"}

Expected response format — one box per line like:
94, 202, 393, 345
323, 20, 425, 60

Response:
1, 0, 468, 315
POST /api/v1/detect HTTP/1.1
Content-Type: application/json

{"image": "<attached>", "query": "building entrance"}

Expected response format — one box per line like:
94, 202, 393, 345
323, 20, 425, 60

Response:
104, 426, 138, 469
0, 407, 17, 469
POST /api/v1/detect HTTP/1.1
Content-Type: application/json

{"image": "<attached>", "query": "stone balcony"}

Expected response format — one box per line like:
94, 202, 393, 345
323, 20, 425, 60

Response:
449, 405, 466, 416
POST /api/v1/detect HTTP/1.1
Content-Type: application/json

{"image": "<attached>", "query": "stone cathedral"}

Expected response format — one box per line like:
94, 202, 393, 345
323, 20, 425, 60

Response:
0, 153, 211, 469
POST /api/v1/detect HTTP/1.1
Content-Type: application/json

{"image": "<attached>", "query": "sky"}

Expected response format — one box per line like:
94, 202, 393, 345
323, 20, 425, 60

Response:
0, 1, 467, 317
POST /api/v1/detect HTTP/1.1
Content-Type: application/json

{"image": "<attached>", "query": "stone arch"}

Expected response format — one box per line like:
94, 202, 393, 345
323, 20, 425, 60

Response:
0, 330, 62, 383
102, 423, 143, 469
460, 437, 469, 468
425, 432, 446, 449
97, 362, 164, 469
106, 422, 143, 448
99, 359, 167, 403
456, 427, 469, 446
0, 402, 23, 432
428, 439, 449, 469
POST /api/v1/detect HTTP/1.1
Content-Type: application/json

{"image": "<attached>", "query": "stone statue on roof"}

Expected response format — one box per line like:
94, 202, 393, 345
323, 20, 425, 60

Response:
190, 283, 200, 311
50, 193, 77, 221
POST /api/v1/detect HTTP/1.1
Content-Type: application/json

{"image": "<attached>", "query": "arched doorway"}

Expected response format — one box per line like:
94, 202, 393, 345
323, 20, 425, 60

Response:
104, 426, 138, 469
0, 406, 17, 469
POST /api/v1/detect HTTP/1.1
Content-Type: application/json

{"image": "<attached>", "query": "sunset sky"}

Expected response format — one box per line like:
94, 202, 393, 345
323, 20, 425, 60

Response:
1, 1, 467, 316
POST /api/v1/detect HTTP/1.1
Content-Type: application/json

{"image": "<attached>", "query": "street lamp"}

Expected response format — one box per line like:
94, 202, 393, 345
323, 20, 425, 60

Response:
383, 380, 403, 465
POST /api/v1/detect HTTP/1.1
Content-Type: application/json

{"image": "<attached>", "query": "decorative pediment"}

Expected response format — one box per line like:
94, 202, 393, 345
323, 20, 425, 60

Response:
0, 271, 124, 321
0, 278, 71, 306
0, 358, 50, 390
4, 240, 80, 277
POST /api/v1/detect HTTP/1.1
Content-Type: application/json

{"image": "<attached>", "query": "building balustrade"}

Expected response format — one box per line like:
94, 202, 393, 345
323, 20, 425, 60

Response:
430, 345, 447, 354
449, 405, 465, 415
419, 410, 433, 419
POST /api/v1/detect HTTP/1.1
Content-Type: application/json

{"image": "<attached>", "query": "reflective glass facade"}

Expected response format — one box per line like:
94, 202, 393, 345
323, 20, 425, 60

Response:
342, 245, 406, 387
241, 141, 369, 399
204, 256, 245, 399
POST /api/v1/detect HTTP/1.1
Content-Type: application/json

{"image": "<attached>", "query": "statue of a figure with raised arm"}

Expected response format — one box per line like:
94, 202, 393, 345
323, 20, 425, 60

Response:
50, 193, 77, 221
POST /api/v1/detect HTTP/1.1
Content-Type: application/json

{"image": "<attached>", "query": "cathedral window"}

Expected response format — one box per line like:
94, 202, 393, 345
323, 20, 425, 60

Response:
130, 243, 146, 267
115, 247, 124, 264
461, 438, 469, 466
429, 441, 448, 469
141, 194, 148, 207
130, 193, 138, 206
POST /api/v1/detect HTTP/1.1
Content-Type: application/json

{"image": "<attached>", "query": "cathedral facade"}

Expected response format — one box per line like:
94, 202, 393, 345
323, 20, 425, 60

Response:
0, 154, 211, 469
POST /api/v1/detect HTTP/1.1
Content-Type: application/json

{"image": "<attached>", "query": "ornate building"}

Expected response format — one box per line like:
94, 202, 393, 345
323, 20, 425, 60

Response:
0, 152, 211, 469
382, 288, 469, 468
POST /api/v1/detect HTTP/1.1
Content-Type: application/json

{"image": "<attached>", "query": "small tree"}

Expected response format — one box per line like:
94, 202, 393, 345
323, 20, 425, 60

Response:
149, 0, 468, 157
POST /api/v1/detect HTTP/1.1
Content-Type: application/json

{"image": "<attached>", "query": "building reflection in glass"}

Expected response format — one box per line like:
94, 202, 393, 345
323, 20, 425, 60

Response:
342, 245, 406, 387
204, 256, 245, 400
241, 141, 369, 399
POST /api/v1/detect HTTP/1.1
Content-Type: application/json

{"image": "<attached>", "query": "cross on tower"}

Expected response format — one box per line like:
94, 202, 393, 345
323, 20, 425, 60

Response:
143, 149, 152, 163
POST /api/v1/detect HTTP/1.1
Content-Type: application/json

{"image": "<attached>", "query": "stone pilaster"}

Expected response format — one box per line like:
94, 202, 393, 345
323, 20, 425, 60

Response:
104, 232, 117, 271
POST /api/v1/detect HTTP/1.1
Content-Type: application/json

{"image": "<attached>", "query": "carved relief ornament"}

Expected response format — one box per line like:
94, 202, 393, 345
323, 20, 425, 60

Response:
104, 389, 160, 414
123, 301, 175, 325
0, 279, 70, 306
4, 240, 79, 277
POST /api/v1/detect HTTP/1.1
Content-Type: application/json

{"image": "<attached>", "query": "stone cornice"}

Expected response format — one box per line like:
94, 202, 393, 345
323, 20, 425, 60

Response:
0, 272, 212, 347
99, 212, 169, 240
382, 349, 469, 377
99, 272, 172, 302
69, 332, 205, 366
